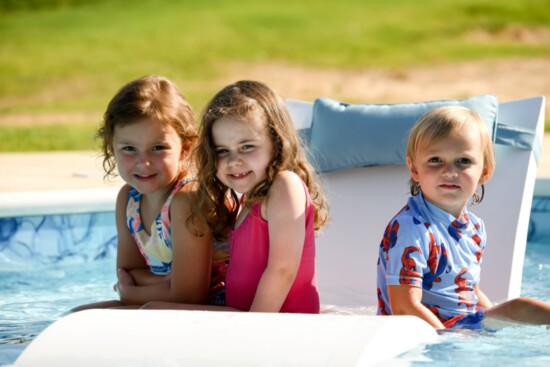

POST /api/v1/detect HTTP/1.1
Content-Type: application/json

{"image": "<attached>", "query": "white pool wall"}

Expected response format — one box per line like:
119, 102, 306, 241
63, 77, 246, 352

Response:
0, 187, 119, 218
534, 177, 550, 196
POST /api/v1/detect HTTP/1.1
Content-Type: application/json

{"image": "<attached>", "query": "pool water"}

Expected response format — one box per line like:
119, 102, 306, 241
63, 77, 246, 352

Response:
399, 239, 550, 367
1, 203, 549, 366
0, 258, 117, 364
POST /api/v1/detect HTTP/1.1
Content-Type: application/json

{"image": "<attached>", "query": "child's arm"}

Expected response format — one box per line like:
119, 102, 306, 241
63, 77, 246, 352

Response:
126, 268, 169, 286
167, 188, 212, 303
249, 171, 305, 312
474, 284, 493, 308
388, 284, 446, 329
118, 187, 212, 305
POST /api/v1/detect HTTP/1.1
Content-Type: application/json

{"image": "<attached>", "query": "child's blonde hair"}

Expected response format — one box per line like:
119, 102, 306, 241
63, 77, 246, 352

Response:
406, 105, 495, 204
97, 75, 197, 180
191, 80, 329, 239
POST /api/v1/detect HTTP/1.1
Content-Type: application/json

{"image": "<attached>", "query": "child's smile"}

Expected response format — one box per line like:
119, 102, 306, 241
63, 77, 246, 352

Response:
230, 171, 251, 179
439, 183, 460, 190
134, 173, 158, 181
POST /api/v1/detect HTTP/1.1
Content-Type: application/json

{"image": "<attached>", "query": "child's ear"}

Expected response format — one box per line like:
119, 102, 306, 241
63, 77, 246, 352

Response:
478, 166, 490, 185
406, 157, 420, 182
180, 146, 190, 161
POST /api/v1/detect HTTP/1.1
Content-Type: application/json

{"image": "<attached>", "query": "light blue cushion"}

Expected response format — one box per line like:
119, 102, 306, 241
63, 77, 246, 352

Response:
306, 95, 499, 173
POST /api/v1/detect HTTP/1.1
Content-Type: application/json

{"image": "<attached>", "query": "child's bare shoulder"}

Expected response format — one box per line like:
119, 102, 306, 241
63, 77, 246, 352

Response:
268, 171, 305, 206
272, 170, 302, 188
171, 180, 199, 211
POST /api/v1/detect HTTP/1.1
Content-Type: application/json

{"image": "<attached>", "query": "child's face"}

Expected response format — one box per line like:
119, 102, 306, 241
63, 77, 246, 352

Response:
407, 128, 489, 219
212, 111, 273, 195
113, 118, 183, 196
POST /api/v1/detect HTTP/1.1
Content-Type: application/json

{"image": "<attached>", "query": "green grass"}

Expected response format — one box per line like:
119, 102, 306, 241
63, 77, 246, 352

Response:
0, 123, 99, 151
1, 0, 549, 151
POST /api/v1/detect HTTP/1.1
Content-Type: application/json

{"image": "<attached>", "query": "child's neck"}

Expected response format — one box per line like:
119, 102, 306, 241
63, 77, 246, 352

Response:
422, 194, 467, 222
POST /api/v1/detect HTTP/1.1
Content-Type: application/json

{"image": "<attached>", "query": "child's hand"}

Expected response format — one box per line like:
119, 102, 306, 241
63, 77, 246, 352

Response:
115, 268, 136, 297
118, 267, 136, 285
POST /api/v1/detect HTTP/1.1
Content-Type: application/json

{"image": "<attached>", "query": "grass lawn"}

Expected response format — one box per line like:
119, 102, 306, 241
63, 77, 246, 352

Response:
1, 0, 549, 151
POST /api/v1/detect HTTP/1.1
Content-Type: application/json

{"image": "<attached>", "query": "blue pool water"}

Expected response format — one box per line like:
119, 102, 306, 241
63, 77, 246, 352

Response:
402, 238, 550, 367
1, 198, 549, 366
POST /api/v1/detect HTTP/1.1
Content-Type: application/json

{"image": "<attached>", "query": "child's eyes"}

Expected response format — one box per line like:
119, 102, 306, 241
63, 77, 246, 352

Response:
119, 145, 170, 153
152, 145, 167, 152
426, 157, 473, 166
121, 146, 136, 152
216, 145, 254, 155
456, 158, 472, 165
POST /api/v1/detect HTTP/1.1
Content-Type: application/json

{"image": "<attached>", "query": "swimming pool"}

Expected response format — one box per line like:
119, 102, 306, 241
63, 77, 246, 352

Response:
1, 185, 549, 366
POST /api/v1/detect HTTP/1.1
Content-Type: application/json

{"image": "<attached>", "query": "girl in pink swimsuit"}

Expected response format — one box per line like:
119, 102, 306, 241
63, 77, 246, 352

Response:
198, 80, 329, 313
144, 80, 329, 313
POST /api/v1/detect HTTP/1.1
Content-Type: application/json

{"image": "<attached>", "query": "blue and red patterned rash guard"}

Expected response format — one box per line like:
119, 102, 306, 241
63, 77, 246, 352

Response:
376, 192, 486, 327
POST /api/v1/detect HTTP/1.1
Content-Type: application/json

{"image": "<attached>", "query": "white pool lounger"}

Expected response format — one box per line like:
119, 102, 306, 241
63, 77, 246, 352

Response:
14, 95, 544, 366
15, 309, 436, 367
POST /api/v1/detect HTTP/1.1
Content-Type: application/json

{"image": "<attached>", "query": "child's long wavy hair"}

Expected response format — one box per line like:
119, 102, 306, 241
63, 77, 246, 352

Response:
191, 80, 329, 240
97, 75, 197, 181
406, 105, 495, 205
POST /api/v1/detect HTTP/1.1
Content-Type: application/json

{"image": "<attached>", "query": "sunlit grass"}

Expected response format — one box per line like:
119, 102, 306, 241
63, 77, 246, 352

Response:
1, 0, 549, 151
0, 123, 98, 151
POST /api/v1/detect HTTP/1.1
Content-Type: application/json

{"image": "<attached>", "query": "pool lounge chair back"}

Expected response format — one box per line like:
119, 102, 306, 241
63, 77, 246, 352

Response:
285, 96, 545, 308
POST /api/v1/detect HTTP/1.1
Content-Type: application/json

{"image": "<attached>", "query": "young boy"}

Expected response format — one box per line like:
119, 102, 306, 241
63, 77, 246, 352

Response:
376, 106, 550, 330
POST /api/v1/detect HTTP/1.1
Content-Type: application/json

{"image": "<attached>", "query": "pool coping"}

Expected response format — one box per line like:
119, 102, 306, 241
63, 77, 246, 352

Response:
1, 177, 549, 219
0, 187, 119, 217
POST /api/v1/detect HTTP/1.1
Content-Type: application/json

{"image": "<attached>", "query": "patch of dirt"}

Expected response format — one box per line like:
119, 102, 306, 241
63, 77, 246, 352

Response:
0, 111, 100, 125
2, 57, 549, 125
218, 57, 550, 108
466, 26, 550, 45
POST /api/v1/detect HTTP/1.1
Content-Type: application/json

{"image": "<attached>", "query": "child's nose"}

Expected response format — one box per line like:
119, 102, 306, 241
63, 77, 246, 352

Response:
442, 162, 458, 177
136, 152, 152, 167
227, 152, 242, 166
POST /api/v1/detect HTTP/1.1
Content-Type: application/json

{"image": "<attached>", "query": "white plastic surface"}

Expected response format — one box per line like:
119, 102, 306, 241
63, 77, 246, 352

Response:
15, 309, 437, 367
